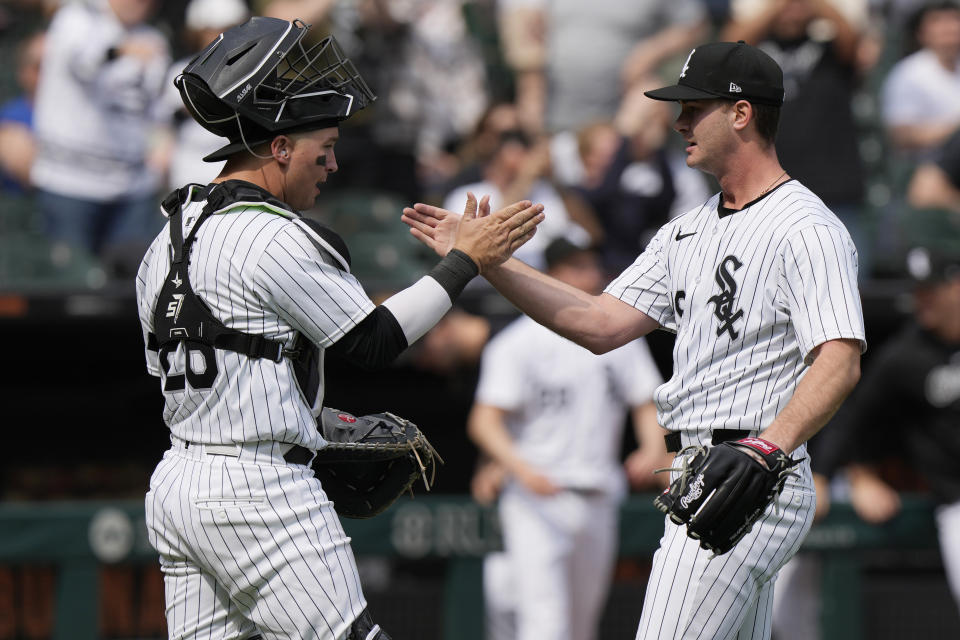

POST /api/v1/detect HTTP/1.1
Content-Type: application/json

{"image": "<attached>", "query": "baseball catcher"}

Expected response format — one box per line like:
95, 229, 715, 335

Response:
313, 408, 443, 518
139, 13, 544, 638
655, 437, 802, 555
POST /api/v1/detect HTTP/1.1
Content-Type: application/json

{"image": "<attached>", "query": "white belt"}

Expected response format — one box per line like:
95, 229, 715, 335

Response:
200, 443, 243, 456
171, 437, 305, 463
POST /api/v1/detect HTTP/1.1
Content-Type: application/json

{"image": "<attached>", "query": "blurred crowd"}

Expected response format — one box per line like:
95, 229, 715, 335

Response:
1, 0, 959, 283
3, 0, 960, 636
0, 0, 956, 289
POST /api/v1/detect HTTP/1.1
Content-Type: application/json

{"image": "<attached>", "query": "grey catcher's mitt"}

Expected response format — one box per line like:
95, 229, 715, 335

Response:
654, 437, 802, 555
312, 408, 442, 519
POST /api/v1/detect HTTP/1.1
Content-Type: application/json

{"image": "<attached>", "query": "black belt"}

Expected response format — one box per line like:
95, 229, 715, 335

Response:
283, 444, 313, 465
664, 429, 751, 453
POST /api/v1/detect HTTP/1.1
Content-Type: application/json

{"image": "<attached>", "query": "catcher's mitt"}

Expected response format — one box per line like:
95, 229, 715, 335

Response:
313, 408, 442, 519
654, 437, 802, 555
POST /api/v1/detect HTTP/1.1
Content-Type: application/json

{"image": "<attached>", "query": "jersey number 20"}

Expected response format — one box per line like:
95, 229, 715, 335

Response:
158, 343, 218, 391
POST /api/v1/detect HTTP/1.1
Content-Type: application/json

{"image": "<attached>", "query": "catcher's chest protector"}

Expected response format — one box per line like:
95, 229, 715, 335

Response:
150, 182, 321, 403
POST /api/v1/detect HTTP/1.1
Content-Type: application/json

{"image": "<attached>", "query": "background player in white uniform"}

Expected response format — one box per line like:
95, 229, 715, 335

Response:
468, 238, 667, 640
402, 41, 865, 640
136, 18, 544, 640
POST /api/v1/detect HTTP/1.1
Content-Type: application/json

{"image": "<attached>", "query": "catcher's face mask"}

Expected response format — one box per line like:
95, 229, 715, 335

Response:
176, 16, 376, 162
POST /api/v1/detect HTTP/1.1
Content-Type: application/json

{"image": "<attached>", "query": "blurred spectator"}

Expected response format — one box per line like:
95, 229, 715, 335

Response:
322, 0, 490, 202
772, 242, 960, 640
570, 83, 711, 275
881, 1, 960, 158
443, 130, 596, 270
258, 0, 336, 22
158, 0, 250, 190
908, 125, 960, 215
449, 101, 524, 189
497, 0, 709, 136
0, 30, 44, 193
467, 238, 667, 640
723, 0, 874, 276
791, 245, 960, 629
412, 307, 492, 374
31, 0, 170, 273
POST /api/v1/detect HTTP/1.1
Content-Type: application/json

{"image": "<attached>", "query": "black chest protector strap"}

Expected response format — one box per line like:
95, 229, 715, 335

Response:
151, 184, 296, 364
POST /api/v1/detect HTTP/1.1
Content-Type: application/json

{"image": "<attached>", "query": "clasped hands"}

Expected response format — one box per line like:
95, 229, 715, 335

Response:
401, 192, 545, 272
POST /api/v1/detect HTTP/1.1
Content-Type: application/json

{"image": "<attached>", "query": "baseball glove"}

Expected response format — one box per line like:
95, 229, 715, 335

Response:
654, 437, 802, 555
313, 408, 442, 519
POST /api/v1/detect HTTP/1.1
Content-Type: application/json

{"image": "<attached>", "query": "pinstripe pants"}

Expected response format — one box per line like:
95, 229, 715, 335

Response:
145, 447, 368, 640
635, 475, 816, 640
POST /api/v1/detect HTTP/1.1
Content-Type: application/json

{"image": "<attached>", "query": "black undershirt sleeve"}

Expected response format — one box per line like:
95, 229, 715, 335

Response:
327, 306, 409, 370
327, 250, 478, 369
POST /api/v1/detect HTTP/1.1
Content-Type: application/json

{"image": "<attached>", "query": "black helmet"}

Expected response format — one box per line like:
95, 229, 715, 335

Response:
176, 17, 376, 162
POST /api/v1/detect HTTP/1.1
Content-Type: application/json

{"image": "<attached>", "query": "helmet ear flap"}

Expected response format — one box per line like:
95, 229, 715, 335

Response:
177, 74, 237, 136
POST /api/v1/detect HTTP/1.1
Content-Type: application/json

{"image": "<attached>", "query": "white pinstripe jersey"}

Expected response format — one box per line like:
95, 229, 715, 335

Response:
136, 190, 375, 451
605, 180, 866, 460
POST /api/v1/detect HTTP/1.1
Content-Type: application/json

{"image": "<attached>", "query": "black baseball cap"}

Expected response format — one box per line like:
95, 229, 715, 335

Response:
645, 41, 784, 106
905, 246, 960, 285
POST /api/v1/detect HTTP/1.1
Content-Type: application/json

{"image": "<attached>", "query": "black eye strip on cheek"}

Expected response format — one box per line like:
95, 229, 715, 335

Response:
316, 156, 327, 167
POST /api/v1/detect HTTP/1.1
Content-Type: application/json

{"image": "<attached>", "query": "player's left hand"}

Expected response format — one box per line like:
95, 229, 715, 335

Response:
625, 449, 673, 490
401, 193, 477, 257
402, 194, 544, 270
654, 437, 802, 555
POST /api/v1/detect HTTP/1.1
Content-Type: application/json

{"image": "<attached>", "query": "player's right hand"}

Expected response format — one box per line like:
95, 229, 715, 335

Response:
515, 463, 560, 496
402, 194, 545, 271
471, 460, 506, 505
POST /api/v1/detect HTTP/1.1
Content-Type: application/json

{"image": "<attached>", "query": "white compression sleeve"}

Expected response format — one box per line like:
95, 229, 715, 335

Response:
381, 276, 452, 345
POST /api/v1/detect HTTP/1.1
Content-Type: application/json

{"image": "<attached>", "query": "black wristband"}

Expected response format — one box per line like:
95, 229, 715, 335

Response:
428, 249, 479, 300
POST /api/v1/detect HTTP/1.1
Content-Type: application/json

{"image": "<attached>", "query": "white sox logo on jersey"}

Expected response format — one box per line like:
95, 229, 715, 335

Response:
707, 256, 744, 339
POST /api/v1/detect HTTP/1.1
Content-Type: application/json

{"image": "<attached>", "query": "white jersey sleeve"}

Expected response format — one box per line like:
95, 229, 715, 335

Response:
136, 229, 164, 377
603, 223, 675, 331
474, 327, 526, 411
779, 223, 866, 361
254, 224, 375, 348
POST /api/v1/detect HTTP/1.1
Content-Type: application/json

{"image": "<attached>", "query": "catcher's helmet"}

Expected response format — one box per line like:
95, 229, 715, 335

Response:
176, 17, 376, 162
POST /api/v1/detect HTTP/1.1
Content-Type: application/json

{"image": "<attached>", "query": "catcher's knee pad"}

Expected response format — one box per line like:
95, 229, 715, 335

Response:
347, 608, 392, 640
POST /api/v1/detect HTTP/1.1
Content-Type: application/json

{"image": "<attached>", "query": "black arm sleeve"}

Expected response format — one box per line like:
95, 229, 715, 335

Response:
327, 306, 409, 370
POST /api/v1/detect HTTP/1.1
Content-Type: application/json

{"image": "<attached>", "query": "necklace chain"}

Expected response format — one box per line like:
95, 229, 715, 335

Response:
759, 170, 788, 197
